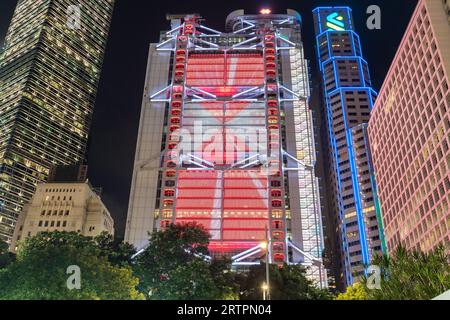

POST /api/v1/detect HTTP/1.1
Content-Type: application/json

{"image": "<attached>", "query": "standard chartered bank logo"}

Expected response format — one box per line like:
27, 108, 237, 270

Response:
326, 12, 345, 31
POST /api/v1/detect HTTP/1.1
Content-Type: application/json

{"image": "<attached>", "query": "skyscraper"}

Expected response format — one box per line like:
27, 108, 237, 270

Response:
126, 10, 327, 287
369, 0, 450, 253
0, 0, 115, 243
313, 7, 386, 287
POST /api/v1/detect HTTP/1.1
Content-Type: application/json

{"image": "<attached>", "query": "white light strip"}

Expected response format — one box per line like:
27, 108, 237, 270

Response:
186, 154, 214, 167
232, 86, 259, 99
191, 99, 218, 103
197, 24, 222, 35
278, 18, 292, 25
235, 249, 262, 263
166, 24, 184, 36
277, 36, 296, 47
279, 85, 299, 98
288, 241, 321, 263
191, 87, 217, 98
233, 20, 256, 34
192, 94, 206, 100
240, 160, 261, 169
232, 46, 258, 51
150, 86, 170, 99
232, 262, 261, 266
232, 98, 259, 102
231, 244, 264, 261
280, 99, 297, 102
156, 37, 175, 49
283, 150, 314, 171
193, 47, 221, 51
230, 154, 260, 168
182, 158, 209, 169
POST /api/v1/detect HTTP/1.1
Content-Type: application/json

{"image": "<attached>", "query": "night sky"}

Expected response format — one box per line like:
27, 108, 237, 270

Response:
0, 0, 418, 239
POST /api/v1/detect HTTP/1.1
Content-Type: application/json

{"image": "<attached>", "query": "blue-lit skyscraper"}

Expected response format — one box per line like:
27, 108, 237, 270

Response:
312, 7, 387, 287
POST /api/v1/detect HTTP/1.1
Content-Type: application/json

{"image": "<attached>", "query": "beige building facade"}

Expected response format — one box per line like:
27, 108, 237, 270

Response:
10, 182, 114, 252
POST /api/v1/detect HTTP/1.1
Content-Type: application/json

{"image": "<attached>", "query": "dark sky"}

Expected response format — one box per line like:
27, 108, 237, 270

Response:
0, 0, 418, 239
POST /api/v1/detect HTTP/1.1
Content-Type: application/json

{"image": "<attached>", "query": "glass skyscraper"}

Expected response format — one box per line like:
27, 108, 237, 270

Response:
0, 0, 115, 243
313, 7, 386, 287
126, 10, 327, 288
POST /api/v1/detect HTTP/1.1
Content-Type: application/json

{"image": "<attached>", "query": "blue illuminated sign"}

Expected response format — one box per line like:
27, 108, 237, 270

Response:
326, 12, 345, 31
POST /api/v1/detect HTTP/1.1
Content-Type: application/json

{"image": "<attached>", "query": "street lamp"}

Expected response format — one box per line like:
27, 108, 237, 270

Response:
261, 225, 271, 300
262, 283, 269, 300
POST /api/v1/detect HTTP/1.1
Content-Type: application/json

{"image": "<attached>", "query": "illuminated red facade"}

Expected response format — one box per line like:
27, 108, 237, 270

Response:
126, 10, 328, 288
161, 28, 282, 258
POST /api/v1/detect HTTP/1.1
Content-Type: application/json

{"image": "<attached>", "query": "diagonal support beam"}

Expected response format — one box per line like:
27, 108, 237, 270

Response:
279, 85, 307, 100
150, 86, 171, 99
287, 241, 322, 265
282, 150, 314, 171
197, 24, 222, 36
230, 154, 260, 169
231, 243, 265, 261
186, 154, 214, 168
166, 23, 184, 36
190, 87, 217, 99
233, 20, 256, 34
194, 37, 220, 48
232, 86, 260, 99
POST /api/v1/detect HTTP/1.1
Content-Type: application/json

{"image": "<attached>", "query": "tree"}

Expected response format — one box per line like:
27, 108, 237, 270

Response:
0, 231, 144, 300
364, 245, 450, 300
94, 232, 136, 267
335, 283, 368, 300
238, 263, 331, 300
134, 223, 239, 300
209, 258, 240, 300
0, 240, 14, 269
150, 258, 219, 300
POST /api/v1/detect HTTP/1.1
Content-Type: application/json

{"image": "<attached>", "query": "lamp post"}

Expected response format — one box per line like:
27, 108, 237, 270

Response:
261, 225, 271, 300
262, 283, 269, 300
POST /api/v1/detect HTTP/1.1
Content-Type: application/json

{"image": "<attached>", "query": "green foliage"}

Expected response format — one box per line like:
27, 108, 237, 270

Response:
151, 258, 219, 300
335, 283, 368, 300
364, 245, 450, 300
238, 263, 331, 300
0, 232, 144, 300
94, 232, 136, 267
0, 240, 14, 269
134, 223, 239, 300
209, 258, 240, 300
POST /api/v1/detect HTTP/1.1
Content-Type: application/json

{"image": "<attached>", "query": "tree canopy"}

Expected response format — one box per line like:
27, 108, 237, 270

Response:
0, 240, 14, 269
134, 222, 238, 300
363, 245, 450, 300
237, 263, 331, 300
335, 283, 368, 300
0, 232, 144, 300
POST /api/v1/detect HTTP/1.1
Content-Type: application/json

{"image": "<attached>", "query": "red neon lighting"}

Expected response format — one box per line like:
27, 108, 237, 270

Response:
186, 53, 265, 87
164, 51, 283, 252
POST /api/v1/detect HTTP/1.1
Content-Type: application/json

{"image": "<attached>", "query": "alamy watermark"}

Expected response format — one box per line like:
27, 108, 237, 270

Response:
366, 265, 382, 290
367, 5, 381, 30
66, 265, 81, 290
